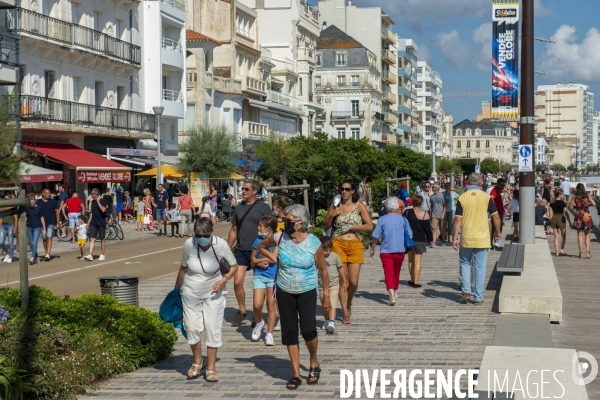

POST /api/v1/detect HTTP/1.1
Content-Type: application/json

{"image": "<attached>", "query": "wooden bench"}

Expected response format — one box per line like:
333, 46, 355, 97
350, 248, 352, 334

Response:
496, 243, 524, 273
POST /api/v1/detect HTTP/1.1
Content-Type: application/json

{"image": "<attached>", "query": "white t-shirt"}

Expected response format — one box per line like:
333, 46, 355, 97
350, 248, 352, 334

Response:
560, 181, 571, 196
181, 236, 237, 299
508, 199, 520, 213
77, 223, 88, 239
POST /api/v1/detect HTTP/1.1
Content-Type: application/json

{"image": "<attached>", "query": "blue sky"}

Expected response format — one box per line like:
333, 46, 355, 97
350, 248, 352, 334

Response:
308, 0, 600, 123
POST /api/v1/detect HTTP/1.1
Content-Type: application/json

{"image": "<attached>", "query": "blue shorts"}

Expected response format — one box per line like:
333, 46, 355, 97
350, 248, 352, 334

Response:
68, 213, 80, 229
253, 274, 275, 289
43, 225, 55, 240
115, 203, 123, 212
156, 208, 167, 220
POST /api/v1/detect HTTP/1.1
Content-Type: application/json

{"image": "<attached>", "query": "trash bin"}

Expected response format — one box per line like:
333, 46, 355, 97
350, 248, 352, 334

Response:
99, 276, 139, 306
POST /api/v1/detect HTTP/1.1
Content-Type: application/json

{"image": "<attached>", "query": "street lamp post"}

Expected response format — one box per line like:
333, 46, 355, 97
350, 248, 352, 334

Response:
153, 106, 165, 189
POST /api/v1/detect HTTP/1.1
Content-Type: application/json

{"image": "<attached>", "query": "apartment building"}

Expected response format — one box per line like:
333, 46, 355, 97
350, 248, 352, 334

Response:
140, 0, 186, 156
451, 119, 514, 165
318, 0, 398, 141
394, 38, 418, 149
536, 136, 549, 166
415, 61, 443, 156
593, 112, 600, 167
314, 25, 382, 143
535, 83, 595, 168
441, 111, 453, 158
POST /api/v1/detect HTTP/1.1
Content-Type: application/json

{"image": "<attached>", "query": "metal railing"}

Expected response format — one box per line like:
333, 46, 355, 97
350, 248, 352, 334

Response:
261, 47, 272, 62
160, 0, 185, 11
0, 34, 19, 67
16, 8, 141, 65
331, 111, 365, 120
381, 28, 395, 43
17, 95, 155, 132
161, 37, 182, 53
267, 89, 303, 110
162, 89, 183, 102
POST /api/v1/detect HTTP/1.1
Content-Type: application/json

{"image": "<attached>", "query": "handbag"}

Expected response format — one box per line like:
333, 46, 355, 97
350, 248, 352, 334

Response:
196, 237, 231, 276
143, 214, 150, 225
403, 216, 415, 248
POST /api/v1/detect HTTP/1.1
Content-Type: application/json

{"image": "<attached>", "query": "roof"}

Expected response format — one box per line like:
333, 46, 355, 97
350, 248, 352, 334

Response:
186, 29, 222, 45
21, 142, 131, 171
317, 25, 366, 50
453, 119, 512, 136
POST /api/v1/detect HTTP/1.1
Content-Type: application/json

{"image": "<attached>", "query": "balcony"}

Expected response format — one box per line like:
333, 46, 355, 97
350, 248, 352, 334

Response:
387, 133, 397, 145
397, 50, 417, 63
382, 70, 397, 84
397, 105, 412, 115
241, 75, 267, 96
162, 89, 183, 103
315, 112, 326, 121
242, 121, 269, 139
398, 86, 412, 98
162, 37, 183, 53
330, 111, 365, 120
0, 34, 18, 83
204, 73, 213, 88
235, 26, 254, 41
384, 111, 397, 124
381, 27, 395, 45
382, 91, 396, 104
15, 8, 141, 66
298, 47, 315, 63
299, 0, 320, 22
373, 112, 384, 122
272, 58, 297, 74
213, 76, 242, 93
382, 50, 396, 65
160, 0, 185, 11
186, 70, 197, 90
17, 95, 155, 132
266, 89, 303, 111
261, 47, 272, 63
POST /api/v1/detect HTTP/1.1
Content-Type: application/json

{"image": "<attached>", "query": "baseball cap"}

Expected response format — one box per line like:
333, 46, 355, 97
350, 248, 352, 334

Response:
401, 182, 407, 188
406, 198, 413, 206
491, 178, 498, 184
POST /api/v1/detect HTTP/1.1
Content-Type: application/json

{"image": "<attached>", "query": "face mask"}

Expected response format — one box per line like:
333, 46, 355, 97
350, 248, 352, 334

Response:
257, 230, 268, 238
272, 210, 279, 217
195, 236, 211, 247
284, 221, 298, 236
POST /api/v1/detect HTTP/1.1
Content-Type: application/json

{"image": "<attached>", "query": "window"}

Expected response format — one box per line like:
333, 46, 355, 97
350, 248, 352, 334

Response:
315, 76, 321, 87
115, 19, 122, 39
45, 71, 55, 98
298, 77, 303, 95
129, 75, 134, 109
316, 54, 321, 66
467, 152, 471, 158
425, 140, 431, 151
466, 140, 471, 148
476, 140, 480, 148
117, 86, 125, 109
351, 75, 359, 86
337, 75, 346, 87
457, 141, 462, 148
425, 131, 431, 136
288, 81, 295, 95
94, 81, 103, 106
179, 103, 195, 132
337, 127, 346, 139
204, 104, 211, 127
93, 11, 101, 31
351, 128, 360, 139
221, 107, 230, 127
72, 76, 80, 102
233, 109, 242, 134
486, 140, 490, 148
336, 53, 346, 66
351, 100, 359, 118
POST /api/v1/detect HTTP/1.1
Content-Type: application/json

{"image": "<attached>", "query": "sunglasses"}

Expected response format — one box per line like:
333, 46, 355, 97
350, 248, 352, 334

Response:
242, 187, 253, 192
341, 187, 353, 192
195, 234, 211, 238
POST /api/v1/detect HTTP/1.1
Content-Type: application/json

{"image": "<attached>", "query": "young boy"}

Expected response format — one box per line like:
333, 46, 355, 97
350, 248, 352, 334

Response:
124, 191, 134, 222
136, 197, 145, 232
319, 236, 342, 334
77, 214, 88, 259
167, 203, 180, 238
250, 215, 278, 346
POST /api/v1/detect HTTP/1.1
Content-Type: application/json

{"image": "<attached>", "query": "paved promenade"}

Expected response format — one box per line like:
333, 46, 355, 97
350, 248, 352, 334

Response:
88, 241, 502, 399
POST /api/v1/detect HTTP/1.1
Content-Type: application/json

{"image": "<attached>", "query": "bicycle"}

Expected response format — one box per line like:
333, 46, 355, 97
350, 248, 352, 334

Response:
95, 214, 124, 241
55, 220, 73, 242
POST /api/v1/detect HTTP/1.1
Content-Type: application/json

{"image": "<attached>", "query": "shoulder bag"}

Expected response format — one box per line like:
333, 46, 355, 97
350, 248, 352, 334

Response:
235, 200, 259, 245
403, 216, 415, 248
196, 237, 231, 276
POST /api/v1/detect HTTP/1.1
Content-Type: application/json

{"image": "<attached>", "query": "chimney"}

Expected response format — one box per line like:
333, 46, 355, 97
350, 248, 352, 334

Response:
322, 21, 327, 31
348, 1, 352, 5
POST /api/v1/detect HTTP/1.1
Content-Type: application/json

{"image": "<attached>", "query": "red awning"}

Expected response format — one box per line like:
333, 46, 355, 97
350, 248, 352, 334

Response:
22, 142, 132, 183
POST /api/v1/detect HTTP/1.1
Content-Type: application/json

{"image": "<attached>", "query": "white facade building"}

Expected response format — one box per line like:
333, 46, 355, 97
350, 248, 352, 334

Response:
536, 136, 548, 166
451, 119, 514, 165
592, 112, 600, 167
415, 61, 443, 156
394, 38, 419, 150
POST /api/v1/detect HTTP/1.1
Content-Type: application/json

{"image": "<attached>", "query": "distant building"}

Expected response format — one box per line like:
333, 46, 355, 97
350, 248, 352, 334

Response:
442, 111, 453, 158
536, 136, 548, 166
415, 61, 443, 156
314, 25, 382, 143
451, 119, 514, 165
394, 38, 419, 150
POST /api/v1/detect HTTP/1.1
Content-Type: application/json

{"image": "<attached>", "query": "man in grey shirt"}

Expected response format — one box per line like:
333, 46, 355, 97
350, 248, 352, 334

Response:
429, 183, 446, 247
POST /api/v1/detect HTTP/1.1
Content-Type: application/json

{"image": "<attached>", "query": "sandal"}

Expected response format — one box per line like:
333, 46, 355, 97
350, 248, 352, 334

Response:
342, 314, 351, 324
187, 359, 205, 379
348, 302, 352, 317
586, 251, 591, 259
408, 281, 414, 286
307, 366, 321, 385
205, 369, 219, 382
286, 377, 302, 390
579, 252, 583, 259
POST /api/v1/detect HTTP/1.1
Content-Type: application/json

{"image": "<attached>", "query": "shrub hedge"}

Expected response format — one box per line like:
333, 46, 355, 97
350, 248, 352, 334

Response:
0, 286, 177, 399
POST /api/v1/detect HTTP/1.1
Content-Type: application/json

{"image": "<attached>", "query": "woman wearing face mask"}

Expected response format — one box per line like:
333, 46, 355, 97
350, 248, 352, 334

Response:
258, 205, 331, 390
174, 218, 238, 382
272, 195, 294, 232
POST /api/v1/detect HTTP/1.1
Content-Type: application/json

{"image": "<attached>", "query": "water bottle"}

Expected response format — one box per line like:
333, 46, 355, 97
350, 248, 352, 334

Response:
333, 194, 341, 207
495, 238, 501, 248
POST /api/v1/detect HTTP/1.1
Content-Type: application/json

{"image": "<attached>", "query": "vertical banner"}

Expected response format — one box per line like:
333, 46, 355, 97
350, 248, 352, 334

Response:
492, 1, 519, 119
190, 172, 210, 208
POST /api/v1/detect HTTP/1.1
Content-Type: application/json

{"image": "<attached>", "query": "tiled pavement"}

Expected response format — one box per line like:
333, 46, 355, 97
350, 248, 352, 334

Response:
86, 241, 503, 399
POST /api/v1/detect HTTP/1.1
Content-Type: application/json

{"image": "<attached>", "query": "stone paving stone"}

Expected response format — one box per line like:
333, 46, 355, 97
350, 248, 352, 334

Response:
85, 243, 502, 399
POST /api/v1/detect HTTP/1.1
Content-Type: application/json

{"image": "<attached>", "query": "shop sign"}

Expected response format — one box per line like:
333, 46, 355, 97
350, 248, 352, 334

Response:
77, 171, 131, 183
20, 172, 63, 183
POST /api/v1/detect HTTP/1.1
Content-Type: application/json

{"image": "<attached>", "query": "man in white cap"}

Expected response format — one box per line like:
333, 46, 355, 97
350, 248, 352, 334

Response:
486, 178, 496, 195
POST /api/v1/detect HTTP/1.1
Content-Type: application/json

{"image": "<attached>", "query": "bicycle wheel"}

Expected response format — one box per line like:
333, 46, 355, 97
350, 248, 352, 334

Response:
105, 224, 117, 241
115, 223, 124, 240
56, 222, 72, 242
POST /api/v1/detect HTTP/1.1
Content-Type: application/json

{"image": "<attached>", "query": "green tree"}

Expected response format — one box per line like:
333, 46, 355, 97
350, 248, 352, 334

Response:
567, 164, 577, 172
480, 158, 500, 174
254, 132, 310, 185
436, 158, 456, 175
536, 163, 547, 172
177, 125, 238, 178
0, 95, 24, 184
552, 163, 566, 172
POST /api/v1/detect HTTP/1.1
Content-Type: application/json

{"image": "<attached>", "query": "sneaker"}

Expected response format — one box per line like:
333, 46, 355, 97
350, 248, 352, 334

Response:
326, 321, 335, 334
84, 255, 94, 261
44, 254, 51, 261
28, 258, 34, 265
274, 319, 281, 331
460, 293, 471, 304
98, 254, 106, 261
474, 300, 485, 305
171, 236, 175, 238
231, 310, 247, 325
2, 255, 8, 263
265, 333, 275, 346
157, 232, 162, 237
251, 321, 264, 341
4, 257, 12, 264
321, 321, 328, 330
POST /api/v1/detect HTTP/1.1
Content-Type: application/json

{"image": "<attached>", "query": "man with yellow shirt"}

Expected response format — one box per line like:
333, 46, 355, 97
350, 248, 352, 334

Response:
452, 173, 501, 305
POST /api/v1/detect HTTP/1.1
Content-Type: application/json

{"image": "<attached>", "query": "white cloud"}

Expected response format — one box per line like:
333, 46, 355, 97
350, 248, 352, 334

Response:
417, 43, 432, 64
539, 25, 600, 82
434, 23, 491, 72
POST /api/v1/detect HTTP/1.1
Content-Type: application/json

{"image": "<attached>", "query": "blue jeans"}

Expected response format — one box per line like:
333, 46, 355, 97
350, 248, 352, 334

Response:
459, 247, 489, 302
0, 224, 15, 257
27, 227, 42, 258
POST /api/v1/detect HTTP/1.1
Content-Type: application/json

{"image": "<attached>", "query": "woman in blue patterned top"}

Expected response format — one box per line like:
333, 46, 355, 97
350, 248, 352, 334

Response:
258, 204, 331, 390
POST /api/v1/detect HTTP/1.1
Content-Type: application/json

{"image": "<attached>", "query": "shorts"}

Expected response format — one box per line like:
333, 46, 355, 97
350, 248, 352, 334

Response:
408, 241, 427, 254
253, 274, 275, 289
234, 248, 253, 269
431, 217, 443, 229
137, 213, 144, 222
77, 238, 87, 245
68, 213, 80, 229
551, 213, 566, 229
318, 284, 339, 314
155, 208, 167, 220
512, 212, 520, 223
125, 207, 131, 215
42, 224, 55, 240
89, 224, 106, 240
332, 238, 365, 264
115, 203, 123, 212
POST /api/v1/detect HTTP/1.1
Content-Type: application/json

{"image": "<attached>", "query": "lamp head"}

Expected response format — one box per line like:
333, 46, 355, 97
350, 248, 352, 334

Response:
152, 106, 165, 116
